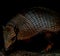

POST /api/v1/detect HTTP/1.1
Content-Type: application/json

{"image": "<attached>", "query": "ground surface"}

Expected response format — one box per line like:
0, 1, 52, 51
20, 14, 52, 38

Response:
0, 50, 60, 56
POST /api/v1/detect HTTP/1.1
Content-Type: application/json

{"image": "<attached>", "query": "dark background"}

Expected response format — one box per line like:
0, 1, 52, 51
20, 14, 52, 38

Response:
0, 1, 60, 25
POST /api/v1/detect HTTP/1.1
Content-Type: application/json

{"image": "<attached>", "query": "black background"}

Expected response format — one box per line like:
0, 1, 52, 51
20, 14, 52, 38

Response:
0, 0, 60, 25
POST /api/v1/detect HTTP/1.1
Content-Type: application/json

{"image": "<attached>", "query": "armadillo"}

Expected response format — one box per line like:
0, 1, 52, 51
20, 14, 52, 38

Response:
3, 7, 60, 50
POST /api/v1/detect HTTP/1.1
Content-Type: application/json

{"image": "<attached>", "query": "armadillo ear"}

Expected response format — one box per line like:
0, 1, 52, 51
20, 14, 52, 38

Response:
3, 26, 5, 30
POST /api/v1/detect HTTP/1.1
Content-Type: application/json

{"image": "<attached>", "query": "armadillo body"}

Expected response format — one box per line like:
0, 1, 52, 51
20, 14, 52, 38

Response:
3, 7, 60, 50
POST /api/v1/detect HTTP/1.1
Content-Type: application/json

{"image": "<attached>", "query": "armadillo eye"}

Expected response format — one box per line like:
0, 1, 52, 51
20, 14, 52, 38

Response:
6, 27, 11, 32
6, 25, 13, 32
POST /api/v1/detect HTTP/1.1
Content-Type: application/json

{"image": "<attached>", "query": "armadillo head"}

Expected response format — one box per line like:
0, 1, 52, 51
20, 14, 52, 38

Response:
3, 25, 16, 50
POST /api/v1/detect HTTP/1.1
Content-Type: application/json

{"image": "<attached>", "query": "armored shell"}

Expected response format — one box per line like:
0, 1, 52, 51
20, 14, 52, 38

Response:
3, 7, 60, 50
